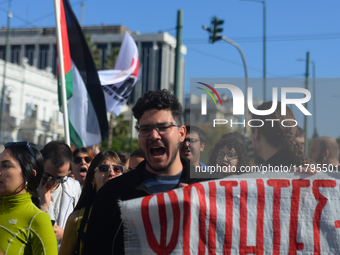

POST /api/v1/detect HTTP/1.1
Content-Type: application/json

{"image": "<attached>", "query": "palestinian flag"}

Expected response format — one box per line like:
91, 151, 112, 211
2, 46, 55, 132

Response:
55, 0, 108, 147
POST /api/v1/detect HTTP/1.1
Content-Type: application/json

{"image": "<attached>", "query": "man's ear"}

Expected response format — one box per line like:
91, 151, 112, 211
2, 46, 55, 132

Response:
32, 169, 37, 177
200, 142, 205, 152
323, 150, 330, 159
179, 125, 186, 143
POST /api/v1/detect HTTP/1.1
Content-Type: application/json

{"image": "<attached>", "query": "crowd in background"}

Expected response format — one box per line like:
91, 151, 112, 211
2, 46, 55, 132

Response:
0, 89, 339, 254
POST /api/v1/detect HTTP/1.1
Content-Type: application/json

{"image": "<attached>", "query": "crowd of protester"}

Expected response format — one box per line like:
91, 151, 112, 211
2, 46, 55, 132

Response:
0, 89, 339, 254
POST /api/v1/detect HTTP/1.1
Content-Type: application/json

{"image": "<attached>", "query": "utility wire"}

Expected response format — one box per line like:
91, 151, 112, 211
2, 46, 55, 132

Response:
0, 0, 88, 29
187, 46, 304, 79
184, 33, 340, 44
0, 0, 10, 6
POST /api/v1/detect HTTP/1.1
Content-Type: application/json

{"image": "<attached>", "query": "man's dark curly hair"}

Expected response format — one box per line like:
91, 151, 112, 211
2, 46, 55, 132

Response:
208, 135, 250, 171
132, 89, 183, 125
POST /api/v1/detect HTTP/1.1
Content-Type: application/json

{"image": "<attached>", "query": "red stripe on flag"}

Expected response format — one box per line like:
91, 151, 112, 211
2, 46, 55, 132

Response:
133, 58, 139, 77
60, 0, 72, 74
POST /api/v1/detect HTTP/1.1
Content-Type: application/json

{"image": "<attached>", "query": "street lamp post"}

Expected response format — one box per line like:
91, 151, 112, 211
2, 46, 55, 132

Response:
297, 52, 310, 156
240, 0, 266, 101
311, 61, 318, 139
297, 56, 318, 141
203, 25, 249, 135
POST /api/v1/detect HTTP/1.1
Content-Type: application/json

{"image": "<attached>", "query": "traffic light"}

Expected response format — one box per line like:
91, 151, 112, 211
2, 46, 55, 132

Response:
209, 16, 224, 43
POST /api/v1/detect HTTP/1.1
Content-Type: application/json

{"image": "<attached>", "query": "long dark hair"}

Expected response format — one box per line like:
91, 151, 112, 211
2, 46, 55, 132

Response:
74, 150, 122, 211
5, 144, 44, 207
251, 101, 307, 165
208, 135, 250, 171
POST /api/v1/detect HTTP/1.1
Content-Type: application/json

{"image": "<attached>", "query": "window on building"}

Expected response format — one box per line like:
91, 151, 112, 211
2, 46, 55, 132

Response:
52, 45, 57, 76
10, 45, 20, 64
4, 95, 10, 114
96, 44, 107, 69
25, 45, 35, 65
38, 45, 49, 69
32, 105, 38, 119
141, 42, 153, 94
0, 46, 5, 60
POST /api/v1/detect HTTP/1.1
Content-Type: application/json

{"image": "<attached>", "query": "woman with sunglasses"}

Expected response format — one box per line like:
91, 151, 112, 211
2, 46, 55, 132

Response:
0, 142, 57, 254
71, 147, 93, 187
59, 150, 124, 255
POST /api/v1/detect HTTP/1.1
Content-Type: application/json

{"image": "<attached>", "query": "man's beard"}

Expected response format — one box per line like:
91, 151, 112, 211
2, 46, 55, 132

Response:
146, 142, 181, 173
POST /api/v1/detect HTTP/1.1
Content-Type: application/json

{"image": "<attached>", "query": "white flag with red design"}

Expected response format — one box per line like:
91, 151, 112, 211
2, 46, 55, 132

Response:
99, 32, 139, 116
120, 178, 340, 254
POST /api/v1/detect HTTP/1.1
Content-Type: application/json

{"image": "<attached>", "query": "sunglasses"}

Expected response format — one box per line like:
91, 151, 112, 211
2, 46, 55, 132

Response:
95, 164, 125, 174
73, 156, 93, 164
42, 172, 68, 184
5, 142, 36, 159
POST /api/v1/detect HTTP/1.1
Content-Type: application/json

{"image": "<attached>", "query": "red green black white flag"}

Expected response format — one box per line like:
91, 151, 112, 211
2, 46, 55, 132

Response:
54, 0, 108, 147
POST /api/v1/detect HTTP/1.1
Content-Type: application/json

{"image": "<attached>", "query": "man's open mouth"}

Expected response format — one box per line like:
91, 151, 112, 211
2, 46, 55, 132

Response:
79, 167, 87, 177
79, 167, 87, 173
150, 146, 166, 158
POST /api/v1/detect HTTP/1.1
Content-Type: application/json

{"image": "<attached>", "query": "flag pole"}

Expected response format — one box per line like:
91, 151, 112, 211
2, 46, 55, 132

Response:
53, 0, 70, 146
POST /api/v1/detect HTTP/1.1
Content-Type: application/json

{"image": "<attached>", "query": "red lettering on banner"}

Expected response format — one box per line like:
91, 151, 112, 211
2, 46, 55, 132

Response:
334, 221, 340, 228
183, 183, 207, 255
141, 191, 180, 255
288, 180, 310, 254
239, 180, 265, 255
312, 180, 336, 254
208, 182, 217, 255
267, 179, 290, 255
220, 181, 238, 255
256, 179, 265, 255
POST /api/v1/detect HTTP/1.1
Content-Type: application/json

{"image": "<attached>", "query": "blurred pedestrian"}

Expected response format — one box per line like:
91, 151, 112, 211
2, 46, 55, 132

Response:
251, 101, 307, 167
0, 142, 58, 254
59, 151, 124, 255
127, 148, 145, 172
309, 136, 340, 167
71, 147, 94, 187
208, 134, 249, 176
38, 141, 82, 249
118, 151, 131, 170
295, 126, 305, 153
180, 125, 206, 167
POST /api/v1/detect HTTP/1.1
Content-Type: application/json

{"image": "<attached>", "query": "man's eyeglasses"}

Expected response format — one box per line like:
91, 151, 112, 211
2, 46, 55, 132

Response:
42, 172, 68, 184
217, 151, 238, 160
5, 142, 36, 159
181, 138, 200, 145
135, 122, 181, 137
95, 164, 125, 174
73, 156, 93, 164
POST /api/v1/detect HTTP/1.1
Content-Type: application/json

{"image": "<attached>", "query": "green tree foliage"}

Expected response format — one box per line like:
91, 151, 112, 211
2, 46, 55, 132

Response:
85, 33, 120, 70
100, 114, 139, 153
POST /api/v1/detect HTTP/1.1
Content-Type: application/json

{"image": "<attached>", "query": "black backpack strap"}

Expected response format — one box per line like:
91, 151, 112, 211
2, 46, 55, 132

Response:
77, 205, 92, 254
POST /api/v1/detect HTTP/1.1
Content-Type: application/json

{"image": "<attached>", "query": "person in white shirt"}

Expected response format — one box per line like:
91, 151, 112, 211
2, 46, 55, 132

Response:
38, 141, 82, 249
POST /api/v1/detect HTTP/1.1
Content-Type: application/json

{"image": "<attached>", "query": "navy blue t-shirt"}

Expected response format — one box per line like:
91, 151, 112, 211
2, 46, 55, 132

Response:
142, 167, 183, 194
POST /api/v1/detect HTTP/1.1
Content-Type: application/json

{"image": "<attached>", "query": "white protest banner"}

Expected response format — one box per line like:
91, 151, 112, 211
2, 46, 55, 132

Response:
99, 32, 139, 116
120, 178, 340, 254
